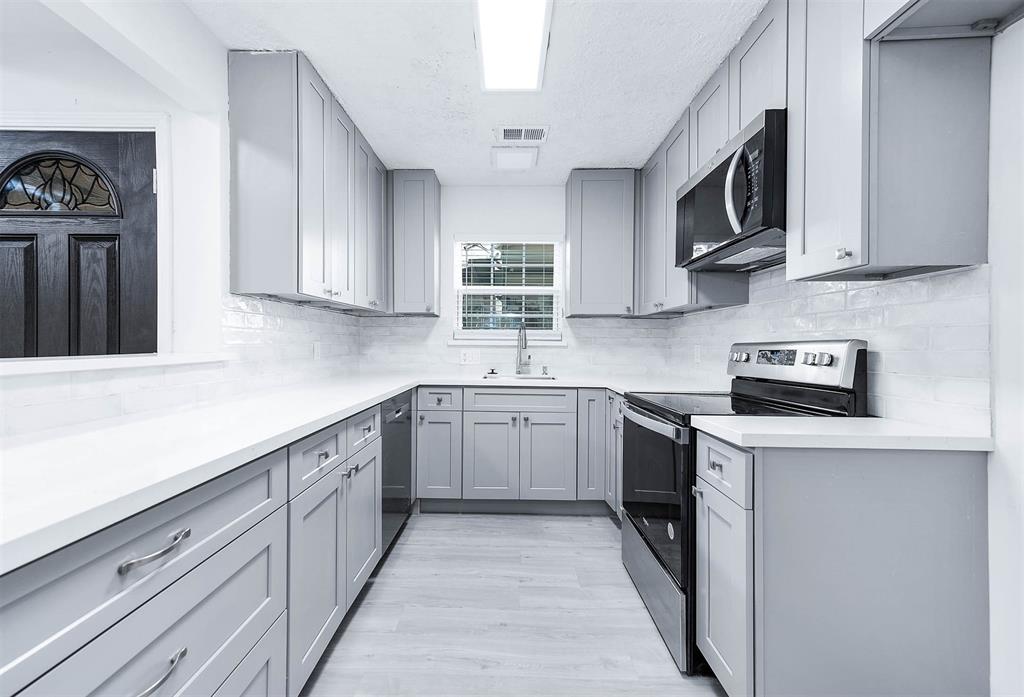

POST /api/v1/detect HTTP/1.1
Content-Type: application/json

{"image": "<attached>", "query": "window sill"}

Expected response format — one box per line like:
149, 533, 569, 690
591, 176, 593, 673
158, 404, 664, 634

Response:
447, 337, 568, 348
0, 352, 236, 378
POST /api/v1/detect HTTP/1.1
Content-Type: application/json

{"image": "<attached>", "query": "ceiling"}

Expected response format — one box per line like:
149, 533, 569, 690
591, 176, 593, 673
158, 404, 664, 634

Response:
187, 0, 767, 185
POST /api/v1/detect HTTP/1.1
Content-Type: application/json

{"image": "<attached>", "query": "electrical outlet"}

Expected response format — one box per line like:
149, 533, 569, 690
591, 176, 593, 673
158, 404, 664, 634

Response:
693, 344, 701, 364
313, 340, 322, 361
459, 349, 481, 365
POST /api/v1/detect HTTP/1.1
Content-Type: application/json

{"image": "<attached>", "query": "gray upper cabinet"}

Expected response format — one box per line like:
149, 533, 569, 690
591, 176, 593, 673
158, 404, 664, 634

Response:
416, 410, 463, 499
695, 477, 754, 697
565, 169, 635, 316
786, 0, 989, 280
391, 170, 440, 315
345, 437, 383, 605
287, 469, 345, 697
520, 412, 577, 501
577, 389, 607, 501
728, 0, 787, 136
229, 51, 387, 311
463, 412, 521, 500
688, 61, 730, 175
638, 147, 667, 315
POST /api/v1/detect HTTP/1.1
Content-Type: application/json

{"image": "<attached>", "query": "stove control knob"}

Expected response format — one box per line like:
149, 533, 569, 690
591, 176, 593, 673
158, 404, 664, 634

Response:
817, 352, 834, 367
740, 352, 750, 362
802, 352, 817, 366
730, 352, 739, 362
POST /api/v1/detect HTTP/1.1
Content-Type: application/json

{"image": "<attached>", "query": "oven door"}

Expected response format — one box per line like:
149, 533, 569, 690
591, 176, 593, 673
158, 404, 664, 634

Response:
621, 403, 689, 588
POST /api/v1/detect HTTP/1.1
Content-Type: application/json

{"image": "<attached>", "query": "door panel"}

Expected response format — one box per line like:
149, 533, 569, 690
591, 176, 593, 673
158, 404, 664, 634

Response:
729, 0, 788, 135
521, 412, 577, 501
416, 411, 463, 499
663, 116, 693, 309
329, 98, 355, 305
69, 235, 119, 355
689, 63, 730, 174
367, 154, 386, 310
576, 390, 606, 501
0, 236, 36, 358
346, 437, 382, 605
463, 412, 520, 499
639, 151, 666, 314
297, 56, 329, 299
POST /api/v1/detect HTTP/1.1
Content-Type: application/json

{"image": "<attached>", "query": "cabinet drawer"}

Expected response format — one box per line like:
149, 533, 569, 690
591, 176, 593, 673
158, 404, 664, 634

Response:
213, 611, 287, 697
0, 451, 286, 697
288, 421, 347, 498
21, 508, 287, 697
696, 432, 753, 509
463, 387, 577, 413
347, 405, 381, 455
417, 386, 463, 411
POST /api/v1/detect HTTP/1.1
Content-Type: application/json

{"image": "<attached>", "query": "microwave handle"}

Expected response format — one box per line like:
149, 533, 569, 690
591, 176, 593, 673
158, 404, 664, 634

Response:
724, 147, 744, 234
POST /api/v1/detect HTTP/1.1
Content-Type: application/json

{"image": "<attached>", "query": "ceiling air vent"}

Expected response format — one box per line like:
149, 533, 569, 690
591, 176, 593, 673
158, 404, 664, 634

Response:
495, 125, 548, 144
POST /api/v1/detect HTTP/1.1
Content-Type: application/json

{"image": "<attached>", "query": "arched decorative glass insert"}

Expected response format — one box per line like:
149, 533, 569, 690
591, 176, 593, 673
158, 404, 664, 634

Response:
0, 152, 120, 216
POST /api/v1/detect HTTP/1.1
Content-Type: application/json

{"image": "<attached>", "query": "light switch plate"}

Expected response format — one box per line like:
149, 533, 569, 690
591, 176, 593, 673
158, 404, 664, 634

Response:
459, 349, 481, 365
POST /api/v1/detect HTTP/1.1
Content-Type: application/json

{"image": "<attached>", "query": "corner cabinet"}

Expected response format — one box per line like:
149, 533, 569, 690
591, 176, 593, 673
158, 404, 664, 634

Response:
785, 0, 990, 280
565, 169, 635, 316
577, 389, 607, 501
229, 50, 388, 312
391, 170, 440, 315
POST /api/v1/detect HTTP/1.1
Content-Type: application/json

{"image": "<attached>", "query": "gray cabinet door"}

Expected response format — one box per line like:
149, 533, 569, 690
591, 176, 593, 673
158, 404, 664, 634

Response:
604, 392, 616, 510
688, 61, 730, 175
345, 437, 383, 605
662, 113, 693, 310
328, 98, 355, 305
463, 411, 520, 500
520, 412, 577, 501
287, 469, 345, 697
353, 128, 375, 309
566, 169, 635, 316
576, 389, 607, 501
368, 149, 387, 311
784, 0, 868, 280
392, 170, 440, 314
638, 147, 667, 315
214, 612, 287, 697
695, 477, 754, 697
728, 0, 787, 136
416, 410, 463, 499
297, 54, 330, 300
613, 403, 624, 519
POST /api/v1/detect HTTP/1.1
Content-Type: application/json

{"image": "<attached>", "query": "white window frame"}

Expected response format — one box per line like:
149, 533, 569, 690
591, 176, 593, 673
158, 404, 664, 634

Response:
453, 241, 563, 343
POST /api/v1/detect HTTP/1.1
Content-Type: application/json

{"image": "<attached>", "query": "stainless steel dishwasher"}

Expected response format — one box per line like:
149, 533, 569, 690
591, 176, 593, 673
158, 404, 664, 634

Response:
381, 390, 414, 551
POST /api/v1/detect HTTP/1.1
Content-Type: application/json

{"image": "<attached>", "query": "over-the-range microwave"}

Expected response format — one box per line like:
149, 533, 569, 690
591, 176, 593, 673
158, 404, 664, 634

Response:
676, 109, 786, 272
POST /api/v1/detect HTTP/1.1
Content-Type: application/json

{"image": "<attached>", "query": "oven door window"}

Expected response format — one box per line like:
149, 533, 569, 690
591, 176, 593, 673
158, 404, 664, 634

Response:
622, 415, 686, 587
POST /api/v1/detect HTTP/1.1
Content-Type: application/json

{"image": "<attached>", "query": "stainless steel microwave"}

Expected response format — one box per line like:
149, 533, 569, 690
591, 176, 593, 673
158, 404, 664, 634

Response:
676, 109, 786, 272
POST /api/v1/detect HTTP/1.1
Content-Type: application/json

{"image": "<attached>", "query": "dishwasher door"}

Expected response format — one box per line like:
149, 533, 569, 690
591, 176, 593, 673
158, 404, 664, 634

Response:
381, 390, 414, 551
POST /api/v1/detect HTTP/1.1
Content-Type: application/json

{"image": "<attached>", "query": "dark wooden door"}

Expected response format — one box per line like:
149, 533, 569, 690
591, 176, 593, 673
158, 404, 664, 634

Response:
0, 130, 157, 358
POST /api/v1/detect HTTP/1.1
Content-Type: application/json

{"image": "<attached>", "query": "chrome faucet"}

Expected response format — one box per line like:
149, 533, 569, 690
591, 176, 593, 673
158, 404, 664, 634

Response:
515, 321, 531, 375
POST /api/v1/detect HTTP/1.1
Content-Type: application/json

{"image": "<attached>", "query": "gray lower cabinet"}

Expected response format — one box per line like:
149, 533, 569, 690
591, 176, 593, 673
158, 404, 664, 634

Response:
214, 612, 287, 697
21, 509, 287, 697
520, 412, 577, 501
345, 437, 383, 604
576, 389, 607, 501
694, 476, 754, 697
462, 411, 521, 500
391, 169, 440, 315
613, 404, 624, 518
0, 450, 287, 697
416, 410, 463, 499
287, 468, 345, 697
604, 392, 624, 516
565, 169, 635, 316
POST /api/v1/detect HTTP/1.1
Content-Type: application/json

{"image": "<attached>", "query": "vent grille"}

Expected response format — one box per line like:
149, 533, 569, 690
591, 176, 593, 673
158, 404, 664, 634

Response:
495, 125, 548, 144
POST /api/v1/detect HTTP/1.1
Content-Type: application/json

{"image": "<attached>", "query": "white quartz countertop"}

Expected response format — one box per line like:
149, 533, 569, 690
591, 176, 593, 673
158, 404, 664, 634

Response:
0, 372, 992, 574
691, 415, 995, 452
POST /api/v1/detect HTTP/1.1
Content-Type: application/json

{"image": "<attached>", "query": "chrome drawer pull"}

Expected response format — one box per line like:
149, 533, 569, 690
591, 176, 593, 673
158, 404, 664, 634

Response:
691, 485, 703, 498
118, 528, 191, 575
709, 460, 725, 472
135, 647, 187, 697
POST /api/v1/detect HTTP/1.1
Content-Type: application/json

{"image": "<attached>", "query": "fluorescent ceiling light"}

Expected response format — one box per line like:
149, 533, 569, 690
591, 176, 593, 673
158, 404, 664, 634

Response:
491, 147, 539, 170
475, 0, 552, 91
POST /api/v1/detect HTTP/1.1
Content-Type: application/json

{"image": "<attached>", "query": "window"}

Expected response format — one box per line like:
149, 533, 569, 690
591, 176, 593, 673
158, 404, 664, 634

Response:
455, 241, 562, 341
0, 151, 120, 216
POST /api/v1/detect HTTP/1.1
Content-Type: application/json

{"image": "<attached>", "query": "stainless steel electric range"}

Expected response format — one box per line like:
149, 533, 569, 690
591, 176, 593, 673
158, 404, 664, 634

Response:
620, 339, 868, 674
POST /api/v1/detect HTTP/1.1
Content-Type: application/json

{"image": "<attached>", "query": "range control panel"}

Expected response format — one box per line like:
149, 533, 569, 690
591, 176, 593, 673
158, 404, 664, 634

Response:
727, 340, 867, 389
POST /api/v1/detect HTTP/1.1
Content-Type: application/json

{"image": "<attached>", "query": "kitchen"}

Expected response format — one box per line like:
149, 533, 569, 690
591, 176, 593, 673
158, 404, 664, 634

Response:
0, 0, 1020, 696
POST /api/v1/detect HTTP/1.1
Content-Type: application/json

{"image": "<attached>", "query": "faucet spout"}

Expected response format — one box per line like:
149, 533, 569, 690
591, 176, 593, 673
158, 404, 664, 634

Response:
515, 321, 530, 374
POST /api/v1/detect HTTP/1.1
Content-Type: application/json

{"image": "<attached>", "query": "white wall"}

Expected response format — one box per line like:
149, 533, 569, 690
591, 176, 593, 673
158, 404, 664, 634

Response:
359, 186, 671, 376
987, 19, 1024, 697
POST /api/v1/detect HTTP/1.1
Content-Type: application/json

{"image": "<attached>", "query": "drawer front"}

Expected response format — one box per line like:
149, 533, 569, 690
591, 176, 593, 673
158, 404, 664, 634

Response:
347, 405, 382, 455
696, 432, 753, 509
213, 611, 287, 697
417, 386, 463, 411
288, 421, 347, 498
0, 451, 287, 697
22, 508, 287, 696
463, 387, 578, 413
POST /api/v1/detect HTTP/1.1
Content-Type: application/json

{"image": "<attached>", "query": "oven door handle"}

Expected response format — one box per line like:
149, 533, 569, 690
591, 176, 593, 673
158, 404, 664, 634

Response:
622, 404, 686, 444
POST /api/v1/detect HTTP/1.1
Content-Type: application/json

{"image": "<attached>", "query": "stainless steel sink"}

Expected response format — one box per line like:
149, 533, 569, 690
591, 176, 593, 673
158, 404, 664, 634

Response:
482, 374, 557, 380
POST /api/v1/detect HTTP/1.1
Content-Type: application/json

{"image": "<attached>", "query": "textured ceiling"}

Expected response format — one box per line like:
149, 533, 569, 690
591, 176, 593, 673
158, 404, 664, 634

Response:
187, 0, 767, 185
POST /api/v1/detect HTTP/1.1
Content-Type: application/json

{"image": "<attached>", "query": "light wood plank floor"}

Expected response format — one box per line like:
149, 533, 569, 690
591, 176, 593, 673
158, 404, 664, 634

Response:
303, 514, 726, 696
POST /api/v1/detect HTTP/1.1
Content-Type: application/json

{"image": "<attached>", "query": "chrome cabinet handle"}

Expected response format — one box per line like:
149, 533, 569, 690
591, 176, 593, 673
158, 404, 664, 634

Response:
425, 304, 432, 312
626, 305, 632, 313
511, 416, 517, 426
419, 414, 425, 424
363, 424, 373, 434
835, 247, 853, 260
724, 147, 745, 234
435, 396, 443, 405
709, 460, 725, 472
118, 528, 191, 575
691, 485, 703, 498
523, 416, 530, 424
134, 647, 187, 697
343, 463, 357, 479
317, 449, 330, 462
